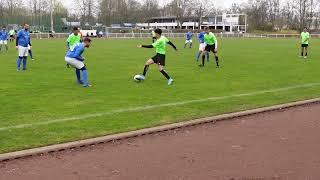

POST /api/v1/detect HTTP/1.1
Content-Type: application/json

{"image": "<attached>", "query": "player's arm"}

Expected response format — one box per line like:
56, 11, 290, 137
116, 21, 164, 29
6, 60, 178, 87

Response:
306, 34, 310, 42
167, 41, 178, 51
29, 37, 32, 47
72, 47, 85, 61
66, 41, 70, 49
139, 45, 153, 48
214, 35, 218, 50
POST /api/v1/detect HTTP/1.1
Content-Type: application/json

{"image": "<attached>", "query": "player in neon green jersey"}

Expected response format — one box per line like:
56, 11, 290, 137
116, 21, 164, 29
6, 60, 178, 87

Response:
300, 27, 310, 59
200, 27, 220, 68
67, 27, 82, 51
9, 29, 15, 42
137, 29, 178, 85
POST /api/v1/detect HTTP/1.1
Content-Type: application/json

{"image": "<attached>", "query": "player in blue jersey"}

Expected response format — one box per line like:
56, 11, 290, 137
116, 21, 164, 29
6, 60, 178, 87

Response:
184, 29, 193, 48
196, 30, 209, 62
65, 37, 92, 87
16, 24, 32, 71
0, 27, 9, 53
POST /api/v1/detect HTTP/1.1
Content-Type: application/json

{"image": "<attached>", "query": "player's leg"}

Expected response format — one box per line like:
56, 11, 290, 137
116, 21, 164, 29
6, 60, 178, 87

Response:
200, 51, 207, 67
158, 64, 173, 85
22, 47, 29, 70
304, 46, 308, 58
28, 46, 34, 60
184, 40, 188, 48
76, 69, 83, 84
213, 52, 220, 67
5, 41, 8, 52
65, 57, 90, 87
200, 47, 209, 67
0, 41, 3, 53
141, 58, 154, 79
197, 43, 203, 62
81, 66, 90, 87
29, 50, 34, 60
196, 50, 202, 62
190, 40, 192, 48
301, 46, 304, 57
22, 56, 28, 71
17, 46, 24, 71
213, 47, 220, 68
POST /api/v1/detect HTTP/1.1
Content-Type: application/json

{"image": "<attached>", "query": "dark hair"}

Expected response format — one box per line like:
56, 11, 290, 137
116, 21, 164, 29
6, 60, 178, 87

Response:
154, 29, 162, 36
73, 27, 78, 31
83, 37, 92, 43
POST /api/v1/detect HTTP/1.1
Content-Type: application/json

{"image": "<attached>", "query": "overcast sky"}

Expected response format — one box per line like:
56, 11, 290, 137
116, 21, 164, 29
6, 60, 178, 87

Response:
59, 0, 247, 11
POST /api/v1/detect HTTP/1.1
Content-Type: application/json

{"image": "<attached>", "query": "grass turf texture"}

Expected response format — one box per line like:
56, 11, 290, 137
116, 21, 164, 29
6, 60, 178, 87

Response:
0, 37, 320, 153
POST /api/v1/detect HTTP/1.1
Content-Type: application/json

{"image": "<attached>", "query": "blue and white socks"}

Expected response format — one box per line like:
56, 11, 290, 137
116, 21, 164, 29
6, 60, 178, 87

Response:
82, 69, 89, 86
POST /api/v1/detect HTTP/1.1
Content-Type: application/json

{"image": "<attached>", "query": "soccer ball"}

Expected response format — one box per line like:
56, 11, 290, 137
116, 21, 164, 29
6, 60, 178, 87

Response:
134, 75, 145, 82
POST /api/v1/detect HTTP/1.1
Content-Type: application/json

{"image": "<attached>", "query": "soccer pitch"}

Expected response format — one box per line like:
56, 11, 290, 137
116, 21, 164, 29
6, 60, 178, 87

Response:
1, 37, 320, 153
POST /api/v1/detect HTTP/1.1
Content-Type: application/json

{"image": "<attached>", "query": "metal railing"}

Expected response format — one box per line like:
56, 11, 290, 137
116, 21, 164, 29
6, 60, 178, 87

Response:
29, 33, 320, 39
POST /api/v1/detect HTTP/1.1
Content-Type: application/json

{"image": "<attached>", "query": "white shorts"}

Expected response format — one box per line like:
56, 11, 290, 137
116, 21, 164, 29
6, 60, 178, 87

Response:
185, 40, 192, 43
0, 40, 7, 45
65, 57, 85, 69
18, 46, 29, 57
199, 43, 206, 51
28, 45, 31, 50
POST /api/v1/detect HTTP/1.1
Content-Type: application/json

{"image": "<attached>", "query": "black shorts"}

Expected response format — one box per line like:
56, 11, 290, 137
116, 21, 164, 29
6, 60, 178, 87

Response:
10, 35, 14, 38
151, 53, 166, 66
205, 44, 216, 52
301, 44, 309, 47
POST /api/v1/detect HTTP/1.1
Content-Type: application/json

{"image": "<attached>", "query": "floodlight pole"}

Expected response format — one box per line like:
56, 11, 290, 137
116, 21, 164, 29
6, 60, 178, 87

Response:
50, 0, 54, 32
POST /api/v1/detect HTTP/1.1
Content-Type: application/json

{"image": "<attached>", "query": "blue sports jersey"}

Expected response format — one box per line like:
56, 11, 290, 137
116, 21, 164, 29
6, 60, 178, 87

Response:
198, 31, 205, 43
0, 31, 9, 41
66, 43, 85, 61
17, 29, 31, 47
186, 31, 193, 40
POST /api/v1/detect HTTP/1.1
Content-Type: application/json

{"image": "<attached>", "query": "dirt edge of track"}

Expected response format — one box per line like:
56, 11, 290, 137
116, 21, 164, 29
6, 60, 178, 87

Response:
1, 98, 320, 162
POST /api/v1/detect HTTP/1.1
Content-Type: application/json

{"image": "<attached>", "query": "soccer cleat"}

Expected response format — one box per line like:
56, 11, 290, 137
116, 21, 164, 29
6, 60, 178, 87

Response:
168, 78, 174, 85
139, 75, 146, 81
78, 80, 84, 85
31, 58, 35, 61
198, 64, 204, 67
22, 68, 27, 71
304, 56, 308, 59
83, 84, 92, 88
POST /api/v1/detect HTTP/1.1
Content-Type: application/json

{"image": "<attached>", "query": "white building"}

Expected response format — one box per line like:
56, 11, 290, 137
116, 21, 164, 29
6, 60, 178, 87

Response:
136, 14, 247, 33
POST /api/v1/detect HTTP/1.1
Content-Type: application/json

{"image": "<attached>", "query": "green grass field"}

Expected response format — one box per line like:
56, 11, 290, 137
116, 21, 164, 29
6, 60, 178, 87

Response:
0, 37, 320, 153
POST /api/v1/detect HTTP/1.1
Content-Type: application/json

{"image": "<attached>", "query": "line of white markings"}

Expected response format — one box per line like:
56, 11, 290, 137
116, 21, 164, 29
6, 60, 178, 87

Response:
1, 82, 320, 132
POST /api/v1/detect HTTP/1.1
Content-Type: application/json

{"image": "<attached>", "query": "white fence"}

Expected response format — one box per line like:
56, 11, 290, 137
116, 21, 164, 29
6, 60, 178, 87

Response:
30, 33, 320, 39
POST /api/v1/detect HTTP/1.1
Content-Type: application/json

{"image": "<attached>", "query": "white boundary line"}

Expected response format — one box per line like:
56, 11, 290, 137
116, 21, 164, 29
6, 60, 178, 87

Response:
1, 82, 320, 132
